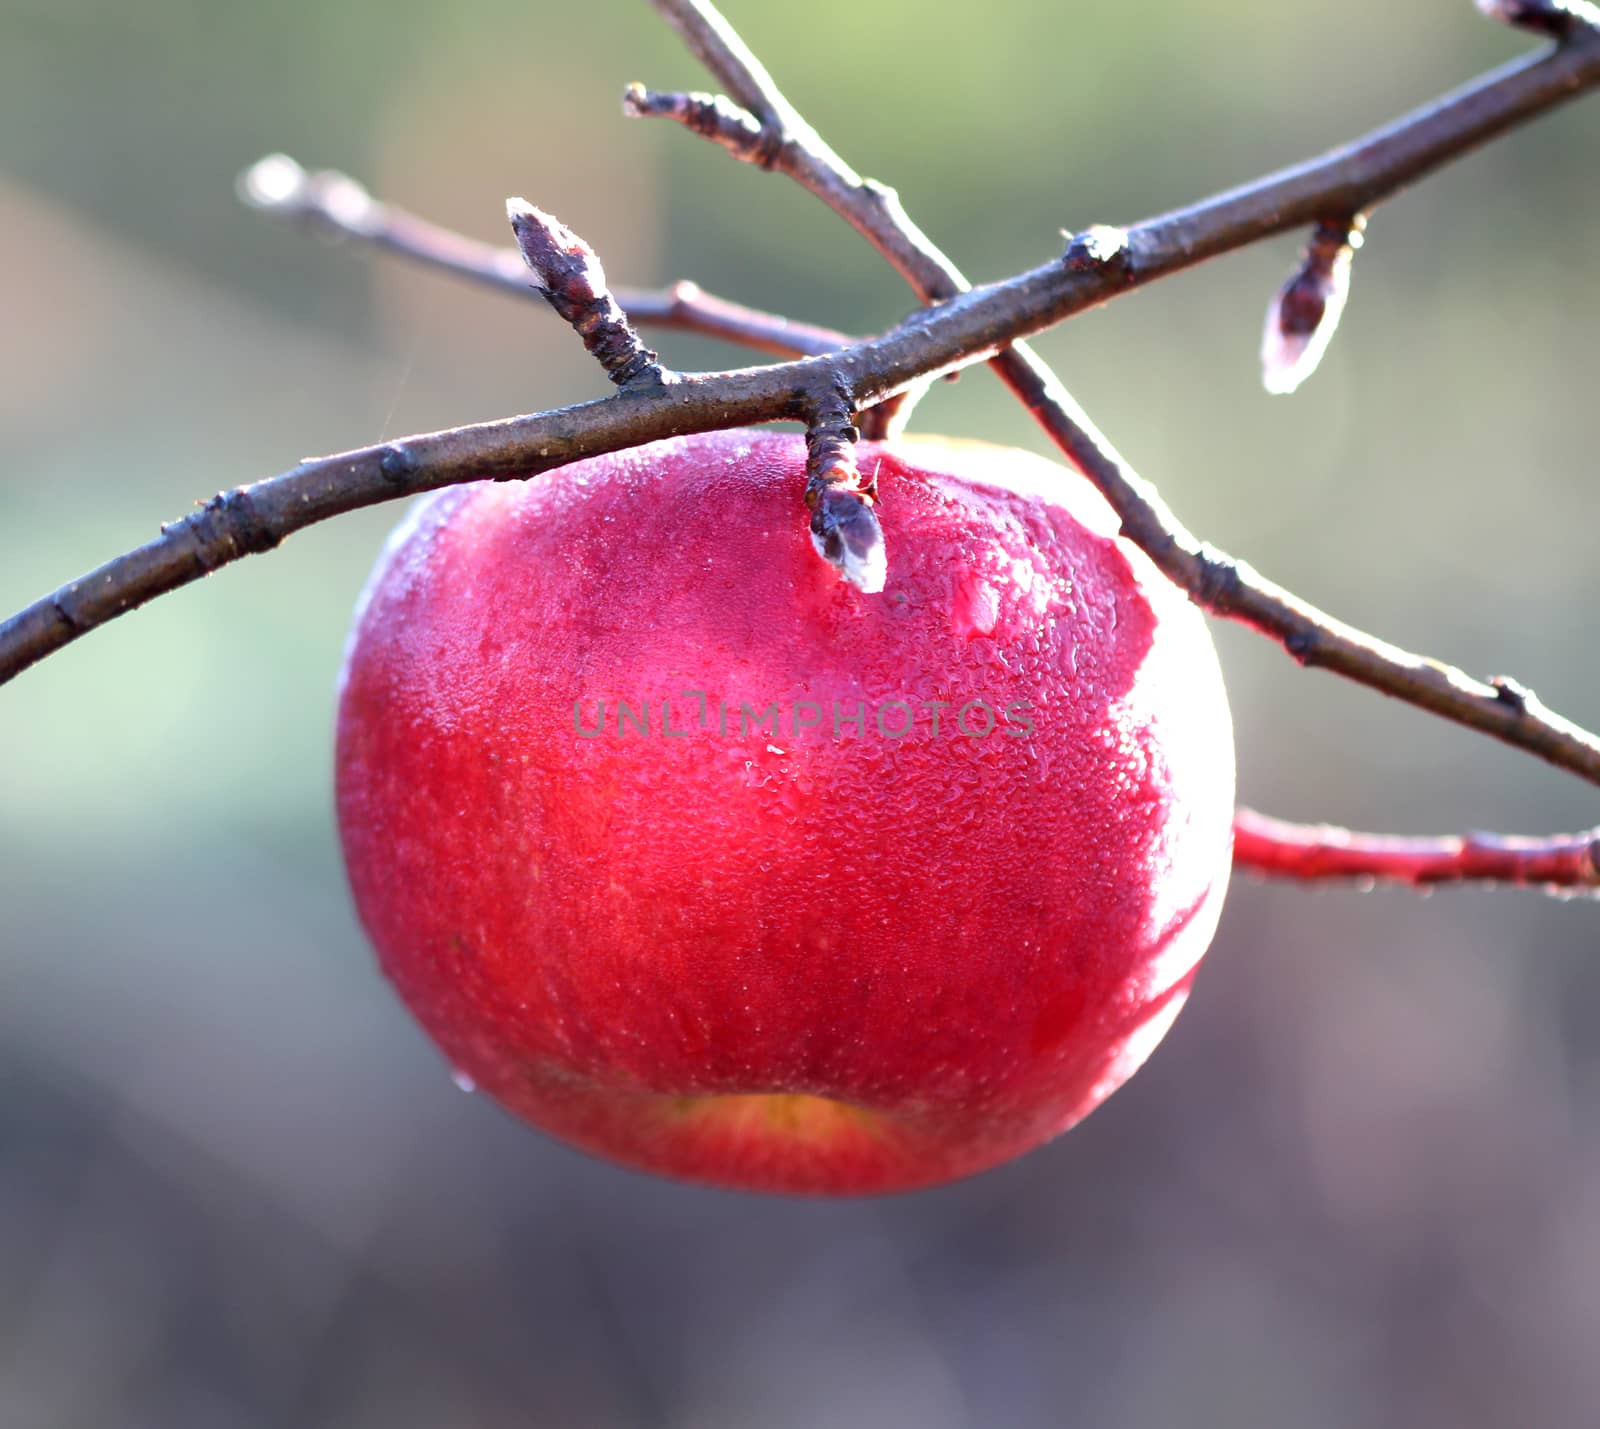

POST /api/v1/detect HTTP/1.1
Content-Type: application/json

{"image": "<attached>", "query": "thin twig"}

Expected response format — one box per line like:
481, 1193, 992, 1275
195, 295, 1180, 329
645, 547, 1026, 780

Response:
4, 22, 1600, 800
639, 3, 969, 293
238, 153, 852, 361
628, 4, 986, 433
1233, 808, 1600, 895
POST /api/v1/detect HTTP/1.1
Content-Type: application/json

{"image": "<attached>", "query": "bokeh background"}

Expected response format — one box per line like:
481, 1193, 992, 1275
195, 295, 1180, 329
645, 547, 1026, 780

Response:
4, 2, 1599, 1424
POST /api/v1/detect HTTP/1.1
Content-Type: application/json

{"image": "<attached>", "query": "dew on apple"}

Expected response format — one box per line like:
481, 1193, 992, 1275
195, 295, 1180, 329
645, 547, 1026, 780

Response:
336, 430, 1235, 1194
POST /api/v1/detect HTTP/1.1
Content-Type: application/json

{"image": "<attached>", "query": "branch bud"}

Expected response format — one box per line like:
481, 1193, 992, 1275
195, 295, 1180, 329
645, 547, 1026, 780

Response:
1261, 216, 1365, 396
507, 199, 664, 389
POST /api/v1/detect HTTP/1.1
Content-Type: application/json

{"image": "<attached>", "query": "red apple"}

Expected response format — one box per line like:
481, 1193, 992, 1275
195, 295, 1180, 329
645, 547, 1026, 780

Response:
335, 430, 1235, 1194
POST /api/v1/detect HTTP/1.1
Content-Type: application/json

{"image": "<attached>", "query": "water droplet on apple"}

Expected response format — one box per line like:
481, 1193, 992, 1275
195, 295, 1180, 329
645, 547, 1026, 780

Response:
451, 1069, 478, 1093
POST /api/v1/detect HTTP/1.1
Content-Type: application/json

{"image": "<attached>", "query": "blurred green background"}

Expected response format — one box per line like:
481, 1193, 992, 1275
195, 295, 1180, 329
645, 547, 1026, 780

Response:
3, 2, 1599, 1425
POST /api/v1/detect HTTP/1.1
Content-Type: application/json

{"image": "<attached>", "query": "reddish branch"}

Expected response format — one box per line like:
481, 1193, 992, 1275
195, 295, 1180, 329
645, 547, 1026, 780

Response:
2, 8, 1599, 852
1234, 808, 1600, 894
238, 153, 851, 360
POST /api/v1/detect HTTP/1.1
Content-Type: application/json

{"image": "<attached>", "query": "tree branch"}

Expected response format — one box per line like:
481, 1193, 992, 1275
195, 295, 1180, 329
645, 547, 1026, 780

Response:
1233, 808, 1600, 895
3, 18, 1599, 809
238, 153, 853, 361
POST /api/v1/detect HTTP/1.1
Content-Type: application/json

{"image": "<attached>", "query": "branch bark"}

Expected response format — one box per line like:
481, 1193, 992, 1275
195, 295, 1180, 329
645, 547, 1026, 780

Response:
1233, 808, 1600, 895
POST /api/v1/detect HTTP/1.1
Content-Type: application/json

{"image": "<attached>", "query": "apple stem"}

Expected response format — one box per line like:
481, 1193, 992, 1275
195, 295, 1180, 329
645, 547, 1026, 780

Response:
803, 388, 887, 595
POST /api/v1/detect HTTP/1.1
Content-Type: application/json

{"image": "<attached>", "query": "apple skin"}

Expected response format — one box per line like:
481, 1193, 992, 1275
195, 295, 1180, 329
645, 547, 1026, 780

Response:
336, 430, 1235, 1195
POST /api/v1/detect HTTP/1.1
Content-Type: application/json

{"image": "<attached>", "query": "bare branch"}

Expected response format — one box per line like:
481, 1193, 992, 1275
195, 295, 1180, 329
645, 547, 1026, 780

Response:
635, 4, 968, 434
1234, 808, 1600, 896
994, 355, 1600, 783
238, 153, 852, 361
0, 267, 1055, 690
622, 85, 774, 165
643, 0, 970, 296
645, 0, 800, 140
0, 386, 775, 690
1133, 34, 1600, 265
637, 3, 1600, 426
637, 281, 852, 361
